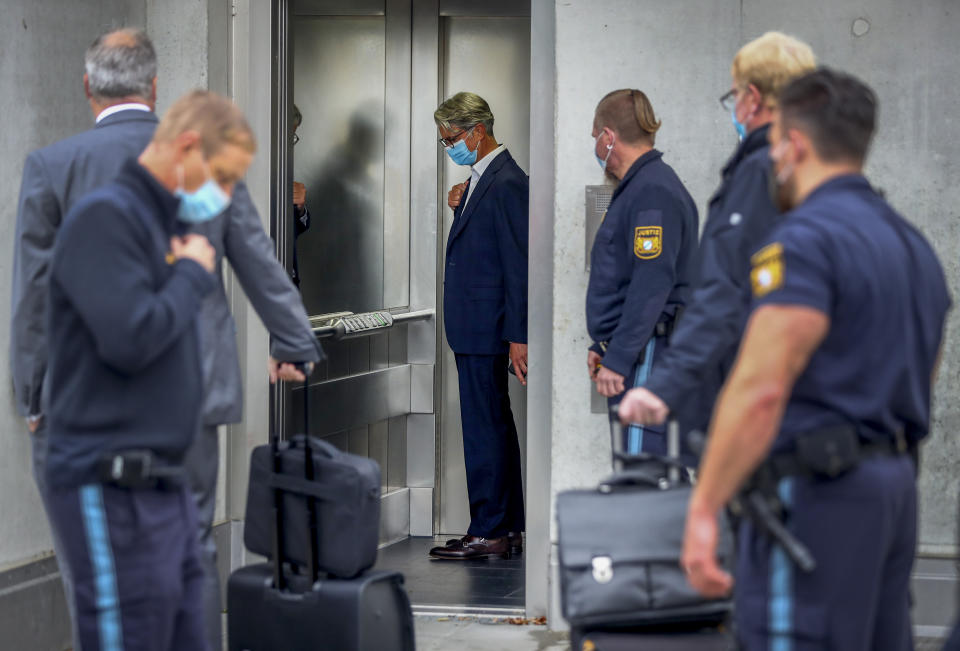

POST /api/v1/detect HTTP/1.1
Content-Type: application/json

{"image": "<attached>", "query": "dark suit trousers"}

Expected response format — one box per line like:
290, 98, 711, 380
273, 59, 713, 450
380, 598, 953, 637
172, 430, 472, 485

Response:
454, 353, 525, 539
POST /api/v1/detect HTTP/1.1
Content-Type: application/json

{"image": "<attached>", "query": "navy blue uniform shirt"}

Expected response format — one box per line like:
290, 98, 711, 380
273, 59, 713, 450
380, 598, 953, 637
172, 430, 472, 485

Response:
46, 158, 216, 489
586, 149, 699, 377
643, 125, 779, 430
749, 175, 950, 451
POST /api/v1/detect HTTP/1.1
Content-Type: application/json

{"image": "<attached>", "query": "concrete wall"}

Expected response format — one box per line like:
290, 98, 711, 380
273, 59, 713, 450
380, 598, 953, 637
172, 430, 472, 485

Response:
0, 0, 233, 577
0, 0, 147, 571
542, 0, 960, 620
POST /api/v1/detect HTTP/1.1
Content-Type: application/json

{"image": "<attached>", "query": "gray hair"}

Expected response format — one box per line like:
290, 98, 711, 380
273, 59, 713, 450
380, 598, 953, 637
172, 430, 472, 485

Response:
434, 92, 495, 137
84, 28, 157, 101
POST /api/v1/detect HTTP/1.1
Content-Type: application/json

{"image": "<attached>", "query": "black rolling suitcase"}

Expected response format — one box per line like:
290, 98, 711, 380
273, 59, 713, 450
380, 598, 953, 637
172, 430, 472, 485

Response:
227, 376, 415, 651
556, 413, 733, 644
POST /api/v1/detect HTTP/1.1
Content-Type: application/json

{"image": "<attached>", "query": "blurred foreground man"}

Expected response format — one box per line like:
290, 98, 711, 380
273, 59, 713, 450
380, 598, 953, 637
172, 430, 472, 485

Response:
44, 90, 257, 651
10, 28, 320, 650
618, 32, 815, 439
681, 69, 950, 650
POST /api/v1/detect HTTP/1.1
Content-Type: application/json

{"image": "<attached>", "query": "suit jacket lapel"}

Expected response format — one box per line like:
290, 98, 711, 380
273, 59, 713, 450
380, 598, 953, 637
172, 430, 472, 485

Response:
447, 150, 511, 252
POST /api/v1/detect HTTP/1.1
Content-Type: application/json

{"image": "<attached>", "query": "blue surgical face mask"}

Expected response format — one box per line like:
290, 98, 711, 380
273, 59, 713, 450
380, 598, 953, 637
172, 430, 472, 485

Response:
175, 165, 231, 224
444, 128, 478, 166
594, 134, 614, 170
731, 107, 748, 141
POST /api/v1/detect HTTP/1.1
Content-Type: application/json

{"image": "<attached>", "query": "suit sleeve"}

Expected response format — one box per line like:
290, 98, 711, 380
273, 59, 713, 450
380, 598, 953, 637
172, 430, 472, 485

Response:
600, 188, 686, 378
53, 201, 216, 375
643, 159, 776, 411
493, 173, 529, 344
224, 183, 323, 363
9, 152, 58, 416
294, 204, 310, 237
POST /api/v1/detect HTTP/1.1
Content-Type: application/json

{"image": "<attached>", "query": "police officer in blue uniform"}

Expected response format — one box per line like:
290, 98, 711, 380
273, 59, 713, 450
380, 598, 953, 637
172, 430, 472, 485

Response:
44, 92, 260, 651
618, 32, 815, 437
585, 89, 698, 455
677, 68, 951, 651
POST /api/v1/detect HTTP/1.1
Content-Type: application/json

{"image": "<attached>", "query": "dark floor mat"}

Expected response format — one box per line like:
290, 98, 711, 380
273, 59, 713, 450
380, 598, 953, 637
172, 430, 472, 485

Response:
374, 536, 524, 609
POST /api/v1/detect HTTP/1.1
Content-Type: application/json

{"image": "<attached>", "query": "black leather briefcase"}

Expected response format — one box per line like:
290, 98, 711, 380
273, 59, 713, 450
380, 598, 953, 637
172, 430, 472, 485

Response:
556, 418, 734, 630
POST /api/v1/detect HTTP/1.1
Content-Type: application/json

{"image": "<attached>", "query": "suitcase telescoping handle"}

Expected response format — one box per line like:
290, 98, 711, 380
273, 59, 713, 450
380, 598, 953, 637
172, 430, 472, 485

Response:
609, 405, 681, 484
270, 365, 319, 590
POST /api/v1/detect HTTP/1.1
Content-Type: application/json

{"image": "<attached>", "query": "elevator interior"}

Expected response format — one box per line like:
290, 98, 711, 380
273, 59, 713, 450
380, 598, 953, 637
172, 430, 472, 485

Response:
275, 0, 532, 614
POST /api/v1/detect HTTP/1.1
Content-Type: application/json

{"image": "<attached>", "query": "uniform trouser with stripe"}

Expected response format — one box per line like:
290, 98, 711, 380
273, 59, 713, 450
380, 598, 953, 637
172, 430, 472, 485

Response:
46, 482, 207, 651
183, 425, 222, 651
735, 455, 916, 651
606, 336, 666, 455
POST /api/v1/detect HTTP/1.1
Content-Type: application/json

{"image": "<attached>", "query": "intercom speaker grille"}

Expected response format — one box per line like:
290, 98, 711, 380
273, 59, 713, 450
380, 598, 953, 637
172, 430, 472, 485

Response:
585, 185, 614, 272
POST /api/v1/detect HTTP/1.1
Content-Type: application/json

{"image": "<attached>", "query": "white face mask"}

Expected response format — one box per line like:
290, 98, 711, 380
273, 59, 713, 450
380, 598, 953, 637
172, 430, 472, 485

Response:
594, 133, 614, 171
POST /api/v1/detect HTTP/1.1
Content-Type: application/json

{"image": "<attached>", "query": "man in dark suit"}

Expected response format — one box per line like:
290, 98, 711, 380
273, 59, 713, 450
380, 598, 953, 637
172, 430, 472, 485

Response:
429, 92, 528, 560
10, 28, 320, 650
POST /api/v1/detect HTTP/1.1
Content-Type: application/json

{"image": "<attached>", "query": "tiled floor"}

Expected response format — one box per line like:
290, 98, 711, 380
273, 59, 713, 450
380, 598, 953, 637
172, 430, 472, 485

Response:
374, 536, 524, 612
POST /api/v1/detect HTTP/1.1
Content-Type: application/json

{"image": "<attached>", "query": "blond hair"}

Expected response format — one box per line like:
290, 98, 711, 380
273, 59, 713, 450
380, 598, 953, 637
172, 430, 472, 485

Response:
731, 31, 816, 108
594, 89, 661, 146
154, 90, 256, 156
434, 92, 495, 137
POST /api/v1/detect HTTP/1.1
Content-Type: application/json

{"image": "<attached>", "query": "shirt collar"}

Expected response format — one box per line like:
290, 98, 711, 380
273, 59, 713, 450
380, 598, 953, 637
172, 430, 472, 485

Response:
471, 144, 507, 179
616, 148, 663, 190
95, 103, 152, 124
722, 123, 771, 177
802, 173, 874, 206
119, 158, 184, 234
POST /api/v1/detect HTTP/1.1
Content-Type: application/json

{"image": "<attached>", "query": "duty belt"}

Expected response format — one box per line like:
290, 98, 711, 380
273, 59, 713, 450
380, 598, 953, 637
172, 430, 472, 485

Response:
595, 314, 679, 354
96, 449, 185, 490
734, 423, 913, 575
757, 424, 911, 483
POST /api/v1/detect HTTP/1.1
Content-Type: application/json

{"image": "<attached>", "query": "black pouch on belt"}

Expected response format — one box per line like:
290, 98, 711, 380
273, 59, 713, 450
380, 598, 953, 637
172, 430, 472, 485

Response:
794, 425, 860, 478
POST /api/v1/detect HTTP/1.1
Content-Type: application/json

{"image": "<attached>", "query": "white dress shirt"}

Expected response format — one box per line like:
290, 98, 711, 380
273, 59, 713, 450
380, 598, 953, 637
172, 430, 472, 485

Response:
95, 102, 152, 124
462, 143, 507, 211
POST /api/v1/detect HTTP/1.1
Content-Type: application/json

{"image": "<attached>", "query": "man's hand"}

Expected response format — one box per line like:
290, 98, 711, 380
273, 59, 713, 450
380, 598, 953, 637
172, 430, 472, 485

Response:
682, 502, 734, 598
268, 357, 313, 384
448, 182, 467, 210
26, 415, 42, 434
509, 342, 528, 386
587, 350, 603, 381
618, 387, 670, 426
171, 234, 216, 273
293, 181, 307, 209
594, 366, 625, 397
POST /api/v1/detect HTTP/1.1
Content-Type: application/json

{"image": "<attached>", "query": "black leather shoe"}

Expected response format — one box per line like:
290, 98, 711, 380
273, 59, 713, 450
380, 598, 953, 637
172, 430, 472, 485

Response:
429, 536, 510, 560
444, 532, 523, 554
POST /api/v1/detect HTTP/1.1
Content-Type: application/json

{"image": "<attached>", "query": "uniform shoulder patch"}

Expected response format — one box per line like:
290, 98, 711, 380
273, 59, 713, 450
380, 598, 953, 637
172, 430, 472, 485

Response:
634, 226, 662, 259
750, 242, 784, 297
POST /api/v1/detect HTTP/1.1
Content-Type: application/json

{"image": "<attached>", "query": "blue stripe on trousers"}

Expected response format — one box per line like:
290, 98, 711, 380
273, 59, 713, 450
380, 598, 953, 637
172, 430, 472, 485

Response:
80, 484, 124, 651
769, 478, 794, 651
626, 337, 658, 454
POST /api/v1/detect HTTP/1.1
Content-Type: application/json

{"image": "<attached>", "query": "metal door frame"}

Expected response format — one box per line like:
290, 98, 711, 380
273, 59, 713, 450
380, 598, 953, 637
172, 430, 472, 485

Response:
231, 0, 550, 618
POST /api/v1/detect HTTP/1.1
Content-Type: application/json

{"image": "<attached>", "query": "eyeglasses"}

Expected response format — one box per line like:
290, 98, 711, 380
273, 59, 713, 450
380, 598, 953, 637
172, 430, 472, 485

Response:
437, 126, 473, 148
719, 89, 738, 112
292, 133, 301, 146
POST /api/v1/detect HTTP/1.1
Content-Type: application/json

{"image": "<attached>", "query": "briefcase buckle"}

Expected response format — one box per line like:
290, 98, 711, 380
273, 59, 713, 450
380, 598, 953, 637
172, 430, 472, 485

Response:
591, 556, 613, 584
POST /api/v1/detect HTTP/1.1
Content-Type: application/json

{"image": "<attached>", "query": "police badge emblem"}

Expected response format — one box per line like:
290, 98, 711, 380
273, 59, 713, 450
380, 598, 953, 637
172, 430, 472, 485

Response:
750, 242, 784, 297
634, 226, 662, 259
